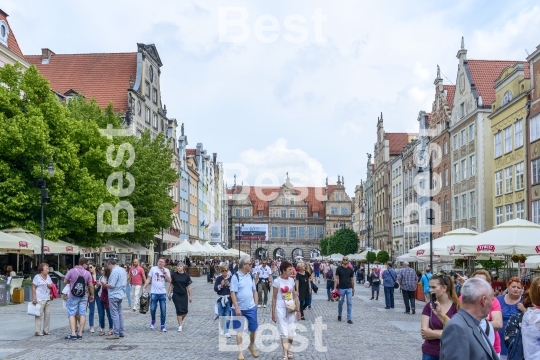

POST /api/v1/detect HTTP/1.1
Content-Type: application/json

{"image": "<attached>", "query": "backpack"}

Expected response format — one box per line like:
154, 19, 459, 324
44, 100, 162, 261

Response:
234, 272, 254, 283
507, 327, 524, 360
326, 268, 334, 280
70, 269, 87, 298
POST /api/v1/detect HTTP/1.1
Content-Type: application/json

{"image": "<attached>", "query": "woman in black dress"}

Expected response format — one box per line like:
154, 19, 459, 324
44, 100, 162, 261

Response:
167, 263, 193, 332
295, 262, 311, 320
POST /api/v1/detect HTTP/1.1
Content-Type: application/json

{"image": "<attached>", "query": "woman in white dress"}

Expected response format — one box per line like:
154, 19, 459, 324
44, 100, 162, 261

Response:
32, 263, 53, 336
271, 261, 301, 360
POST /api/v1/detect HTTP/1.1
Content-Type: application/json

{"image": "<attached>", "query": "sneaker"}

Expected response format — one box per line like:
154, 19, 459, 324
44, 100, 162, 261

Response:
65, 334, 77, 340
178, 326, 182, 332
263, 304, 267, 308
150, 321, 155, 330
347, 320, 353, 324
132, 308, 137, 312
119, 334, 124, 338
412, 309, 416, 315
106, 335, 119, 340
76, 335, 83, 340
225, 333, 231, 338
161, 326, 167, 332
337, 315, 342, 321
89, 327, 95, 333
257, 304, 262, 308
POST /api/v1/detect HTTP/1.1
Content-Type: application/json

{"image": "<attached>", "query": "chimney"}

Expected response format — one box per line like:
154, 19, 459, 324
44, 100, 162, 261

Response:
41, 48, 55, 64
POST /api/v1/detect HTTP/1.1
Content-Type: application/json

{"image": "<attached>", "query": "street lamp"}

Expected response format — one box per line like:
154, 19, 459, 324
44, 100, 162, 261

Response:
236, 222, 244, 258
361, 198, 371, 273
250, 227, 255, 258
34, 156, 55, 264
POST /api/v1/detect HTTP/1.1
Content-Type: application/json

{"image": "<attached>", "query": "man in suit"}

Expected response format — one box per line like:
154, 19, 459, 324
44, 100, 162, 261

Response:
440, 277, 498, 360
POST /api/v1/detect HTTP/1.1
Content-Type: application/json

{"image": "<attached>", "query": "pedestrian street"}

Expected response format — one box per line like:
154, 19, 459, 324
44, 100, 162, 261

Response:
0, 276, 425, 360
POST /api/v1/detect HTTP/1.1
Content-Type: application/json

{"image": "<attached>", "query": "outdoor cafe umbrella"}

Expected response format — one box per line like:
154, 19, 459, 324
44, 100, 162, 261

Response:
455, 219, 540, 256
191, 241, 208, 256
0, 230, 35, 254
408, 228, 479, 258
213, 244, 232, 257
227, 248, 249, 257
163, 240, 198, 255
328, 253, 343, 261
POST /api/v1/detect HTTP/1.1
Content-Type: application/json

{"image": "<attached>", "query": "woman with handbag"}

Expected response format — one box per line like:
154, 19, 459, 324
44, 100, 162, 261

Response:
214, 264, 232, 337
272, 261, 301, 360
368, 268, 380, 300
96, 267, 114, 336
32, 263, 53, 336
295, 262, 311, 320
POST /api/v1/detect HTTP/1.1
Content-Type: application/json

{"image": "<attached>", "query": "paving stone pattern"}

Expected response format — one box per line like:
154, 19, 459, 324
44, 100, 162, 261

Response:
0, 276, 424, 359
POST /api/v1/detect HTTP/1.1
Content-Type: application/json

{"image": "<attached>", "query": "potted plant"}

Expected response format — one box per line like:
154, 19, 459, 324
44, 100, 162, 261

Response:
454, 258, 467, 267
511, 255, 520, 263
518, 254, 527, 263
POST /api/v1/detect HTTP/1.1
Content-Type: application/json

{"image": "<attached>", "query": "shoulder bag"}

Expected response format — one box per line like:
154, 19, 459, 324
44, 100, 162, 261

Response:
389, 270, 399, 289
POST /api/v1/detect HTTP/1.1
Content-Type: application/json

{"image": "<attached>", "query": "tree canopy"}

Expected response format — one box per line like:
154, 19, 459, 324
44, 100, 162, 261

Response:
319, 228, 359, 255
0, 64, 177, 247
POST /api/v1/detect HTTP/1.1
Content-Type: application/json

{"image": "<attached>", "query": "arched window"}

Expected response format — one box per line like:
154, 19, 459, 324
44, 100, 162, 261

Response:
501, 91, 513, 106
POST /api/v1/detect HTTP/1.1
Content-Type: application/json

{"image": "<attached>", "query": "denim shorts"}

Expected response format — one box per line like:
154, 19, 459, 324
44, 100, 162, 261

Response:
67, 296, 87, 317
232, 306, 258, 332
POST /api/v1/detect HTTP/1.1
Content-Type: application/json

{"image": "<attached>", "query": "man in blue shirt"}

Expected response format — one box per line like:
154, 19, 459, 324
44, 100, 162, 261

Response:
103, 258, 126, 340
381, 262, 398, 309
230, 256, 258, 360
420, 266, 432, 302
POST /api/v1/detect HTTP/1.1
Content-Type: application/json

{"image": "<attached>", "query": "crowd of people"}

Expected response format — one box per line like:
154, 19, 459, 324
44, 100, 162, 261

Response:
26, 255, 540, 360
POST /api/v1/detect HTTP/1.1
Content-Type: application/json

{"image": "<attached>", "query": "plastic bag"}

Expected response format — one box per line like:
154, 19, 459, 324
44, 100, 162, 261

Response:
27, 302, 41, 316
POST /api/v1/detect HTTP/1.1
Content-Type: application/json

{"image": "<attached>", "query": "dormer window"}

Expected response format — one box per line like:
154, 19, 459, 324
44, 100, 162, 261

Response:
0, 21, 8, 46
501, 91, 513, 106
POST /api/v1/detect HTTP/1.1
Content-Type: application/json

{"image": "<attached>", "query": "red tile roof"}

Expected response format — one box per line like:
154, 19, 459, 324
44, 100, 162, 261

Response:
386, 133, 411, 155
186, 149, 196, 156
228, 185, 328, 217
0, 10, 26, 61
443, 85, 455, 109
25, 52, 137, 113
467, 60, 519, 106
524, 62, 530, 79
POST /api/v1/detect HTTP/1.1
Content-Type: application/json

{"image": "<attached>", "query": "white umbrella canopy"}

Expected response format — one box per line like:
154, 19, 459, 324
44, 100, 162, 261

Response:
328, 253, 343, 261
202, 241, 219, 255
0, 230, 35, 254
409, 228, 479, 257
212, 244, 232, 257
191, 240, 208, 255
163, 240, 198, 255
524, 255, 540, 269
357, 249, 380, 261
2, 227, 79, 254
347, 253, 364, 261
455, 219, 540, 256
227, 248, 249, 257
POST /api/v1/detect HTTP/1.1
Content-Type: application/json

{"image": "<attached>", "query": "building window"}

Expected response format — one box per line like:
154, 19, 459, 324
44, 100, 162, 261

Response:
145, 107, 151, 124
531, 114, 540, 143
515, 162, 524, 190
461, 129, 466, 147
152, 113, 158, 129
516, 201, 525, 219
454, 197, 459, 220
290, 227, 297, 238
313, 212, 318, 218
495, 171, 503, 196
280, 226, 286, 238
504, 166, 513, 193
331, 206, 338, 215
235, 209, 241, 217
453, 135, 458, 150
515, 120, 523, 148
243, 209, 250, 217
308, 227, 315, 239
444, 168, 449, 186
299, 227, 305, 238
289, 210, 296, 218
333, 223, 339, 229
460, 102, 465, 118
341, 206, 348, 215
494, 132, 502, 158
281, 210, 287, 218
470, 191, 476, 217
281, 198, 286, 205
454, 163, 459, 183
470, 155, 475, 177
258, 211, 263, 217
145, 81, 150, 97
504, 126, 512, 154
271, 226, 278, 237
317, 227, 323, 238
461, 159, 467, 180
444, 141, 448, 155
468, 123, 475, 142
496, 206, 503, 225
461, 194, 467, 219
501, 90, 513, 106
444, 200, 449, 221
532, 158, 540, 185
152, 88, 157, 104
505, 204, 513, 222
290, 199, 294, 205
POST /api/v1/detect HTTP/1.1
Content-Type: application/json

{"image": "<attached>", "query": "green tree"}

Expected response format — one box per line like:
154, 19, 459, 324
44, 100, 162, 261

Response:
476, 259, 506, 272
329, 228, 359, 255
366, 251, 377, 263
0, 64, 118, 245
377, 250, 389, 264
319, 236, 332, 256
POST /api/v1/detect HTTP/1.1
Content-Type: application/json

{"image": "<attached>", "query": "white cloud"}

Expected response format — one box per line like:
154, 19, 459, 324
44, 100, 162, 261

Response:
408, 86, 427, 102
237, 138, 327, 187
414, 62, 430, 81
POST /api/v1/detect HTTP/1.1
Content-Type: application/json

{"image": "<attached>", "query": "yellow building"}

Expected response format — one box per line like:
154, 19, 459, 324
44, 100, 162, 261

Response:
488, 61, 530, 225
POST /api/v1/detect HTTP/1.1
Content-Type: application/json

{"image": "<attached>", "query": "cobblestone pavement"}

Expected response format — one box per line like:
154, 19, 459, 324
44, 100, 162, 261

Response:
0, 276, 425, 360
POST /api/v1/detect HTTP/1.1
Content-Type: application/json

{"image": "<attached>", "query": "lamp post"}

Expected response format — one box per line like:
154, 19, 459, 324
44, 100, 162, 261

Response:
34, 156, 55, 264
237, 222, 244, 258
250, 227, 255, 258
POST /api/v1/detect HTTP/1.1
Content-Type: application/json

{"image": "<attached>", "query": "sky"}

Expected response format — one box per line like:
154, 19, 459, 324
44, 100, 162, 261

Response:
4, 0, 540, 194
